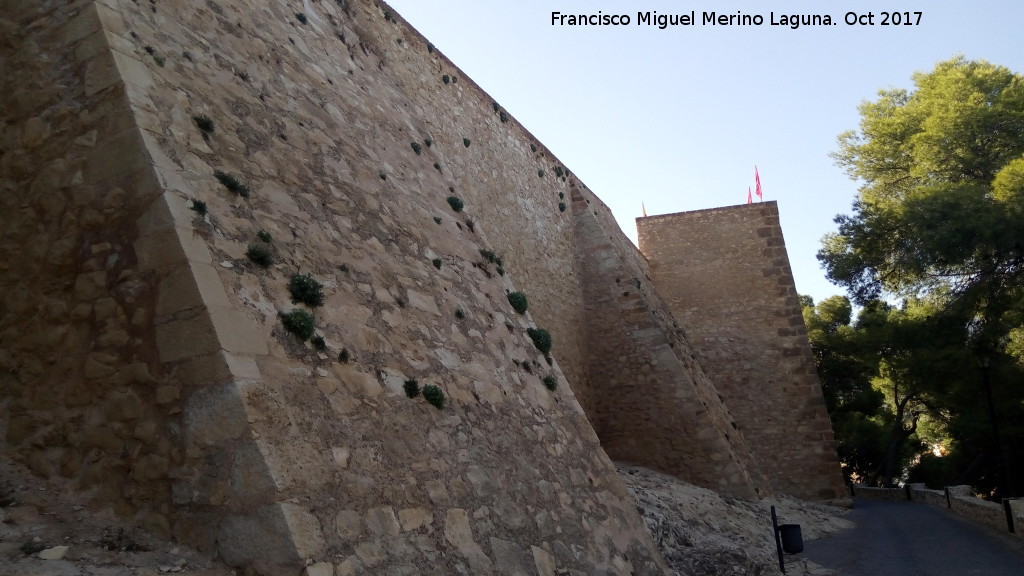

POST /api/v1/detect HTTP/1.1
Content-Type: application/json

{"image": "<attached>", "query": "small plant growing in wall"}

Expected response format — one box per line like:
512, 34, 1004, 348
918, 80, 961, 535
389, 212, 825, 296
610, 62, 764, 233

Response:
432, 258, 442, 269
499, 110, 509, 124
542, 374, 558, 391
288, 274, 325, 307
507, 292, 528, 314
214, 170, 250, 198
559, 202, 567, 212
379, 171, 387, 180
433, 216, 442, 224
454, 308, 465, 319
193, 114, 215, 134
479, 249, 500, 264
246, 243, 273, 267
338, 348, 350, 363
434, 162, 441, 172
463, 137, 471, 148
280, 309, 315, 341
442, 74, 450, 84
530, 143, 537, 153
553, 166, 564, 178
295, 12, 307, 24
526, 327, 552, 354
257, 230, 273, 243
427, 43, 435, 53
424, 137, 432, 148
311, 335, 327, 351
492, 101, 500, 112
538, 169, 545, 178
190, 199, 207, 217
422, 385, 446, 409
404, 378, 421, 398
410, 142, 422, 155
446, 196, 464, 212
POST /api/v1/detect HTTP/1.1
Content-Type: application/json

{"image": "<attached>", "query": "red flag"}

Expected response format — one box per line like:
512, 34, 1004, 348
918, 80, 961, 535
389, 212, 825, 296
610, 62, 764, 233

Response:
755, 166, 763, 200
747, 187, 752, 204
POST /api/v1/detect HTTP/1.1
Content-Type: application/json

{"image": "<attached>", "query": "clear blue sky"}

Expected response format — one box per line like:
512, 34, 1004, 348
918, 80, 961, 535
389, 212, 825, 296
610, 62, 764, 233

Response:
386, 0, 1024, 305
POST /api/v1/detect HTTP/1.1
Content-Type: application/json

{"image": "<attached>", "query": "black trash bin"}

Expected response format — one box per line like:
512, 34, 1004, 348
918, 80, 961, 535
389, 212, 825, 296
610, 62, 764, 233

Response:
779, 524, 804, 554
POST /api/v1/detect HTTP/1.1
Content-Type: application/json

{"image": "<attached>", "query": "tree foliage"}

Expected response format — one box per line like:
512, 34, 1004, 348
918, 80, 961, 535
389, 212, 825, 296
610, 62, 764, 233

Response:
814, 57, 1024, 496
820, 57, 1024, 335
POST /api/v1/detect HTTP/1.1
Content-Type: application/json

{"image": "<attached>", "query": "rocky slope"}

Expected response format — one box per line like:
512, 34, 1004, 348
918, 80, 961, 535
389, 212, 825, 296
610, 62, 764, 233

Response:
1, 455, 850, 575
621, 466, 851, 576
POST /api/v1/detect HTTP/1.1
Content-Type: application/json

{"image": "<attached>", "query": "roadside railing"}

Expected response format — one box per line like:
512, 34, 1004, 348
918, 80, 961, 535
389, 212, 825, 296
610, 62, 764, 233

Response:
851, 483, 1022, 541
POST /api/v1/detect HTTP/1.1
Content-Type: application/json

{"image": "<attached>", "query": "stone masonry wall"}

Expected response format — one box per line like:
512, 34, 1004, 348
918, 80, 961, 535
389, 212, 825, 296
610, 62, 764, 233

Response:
2, 0, 671, 574
638, 203, 847, 501
0, 0, 203, 538
572, 188, 768, 500
3, 0, 848, 573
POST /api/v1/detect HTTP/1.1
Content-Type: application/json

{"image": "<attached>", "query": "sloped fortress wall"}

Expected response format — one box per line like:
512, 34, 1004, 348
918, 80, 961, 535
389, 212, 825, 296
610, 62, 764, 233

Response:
1, 0, 844, 573
637, 203, 847, 501
0, 0, 670, 574
572, 189, 768, 500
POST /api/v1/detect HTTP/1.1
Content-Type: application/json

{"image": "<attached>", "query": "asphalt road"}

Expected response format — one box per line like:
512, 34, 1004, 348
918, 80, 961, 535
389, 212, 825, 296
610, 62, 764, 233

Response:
801, 498, 1024, 576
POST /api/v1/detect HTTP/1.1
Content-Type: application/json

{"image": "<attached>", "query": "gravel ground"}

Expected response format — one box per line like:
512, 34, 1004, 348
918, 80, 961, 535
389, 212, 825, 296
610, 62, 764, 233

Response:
620, 465, 852, 576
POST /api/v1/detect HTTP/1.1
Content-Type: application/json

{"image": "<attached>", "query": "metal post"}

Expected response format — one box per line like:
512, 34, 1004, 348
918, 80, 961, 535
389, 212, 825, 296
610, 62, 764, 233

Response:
1004, 499, 1016, 534
771, 505, 785, 574
979, 357, 1009, 498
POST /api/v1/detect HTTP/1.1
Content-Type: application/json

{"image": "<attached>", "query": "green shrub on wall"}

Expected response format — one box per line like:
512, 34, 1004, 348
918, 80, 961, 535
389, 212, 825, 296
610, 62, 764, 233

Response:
507, 292, 528, 314
422, 385, 446, 409
447, 196, 464, 212
192, 114, 214, 134
214, 170, 250, 198
289, 274, 325, 307
526, 327, 552, 354
311, 335, 326, 351
280, 309, 315, 341
404, 378, 421, 398
246, 243, 273, 267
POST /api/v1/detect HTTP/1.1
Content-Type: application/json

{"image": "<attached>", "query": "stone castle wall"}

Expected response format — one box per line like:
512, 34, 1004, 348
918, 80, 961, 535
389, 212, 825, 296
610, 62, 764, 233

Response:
572, 189, 767, 499
1, 0, 843, 573
637, 203, 847, 500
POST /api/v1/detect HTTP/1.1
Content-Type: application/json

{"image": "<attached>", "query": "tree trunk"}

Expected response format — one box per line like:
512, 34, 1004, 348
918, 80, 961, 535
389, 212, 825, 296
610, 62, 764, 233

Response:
879, 394, 919, 487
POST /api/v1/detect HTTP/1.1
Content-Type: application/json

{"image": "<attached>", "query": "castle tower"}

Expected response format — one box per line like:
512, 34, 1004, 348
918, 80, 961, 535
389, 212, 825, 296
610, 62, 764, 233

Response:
637, 202, 847, 501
